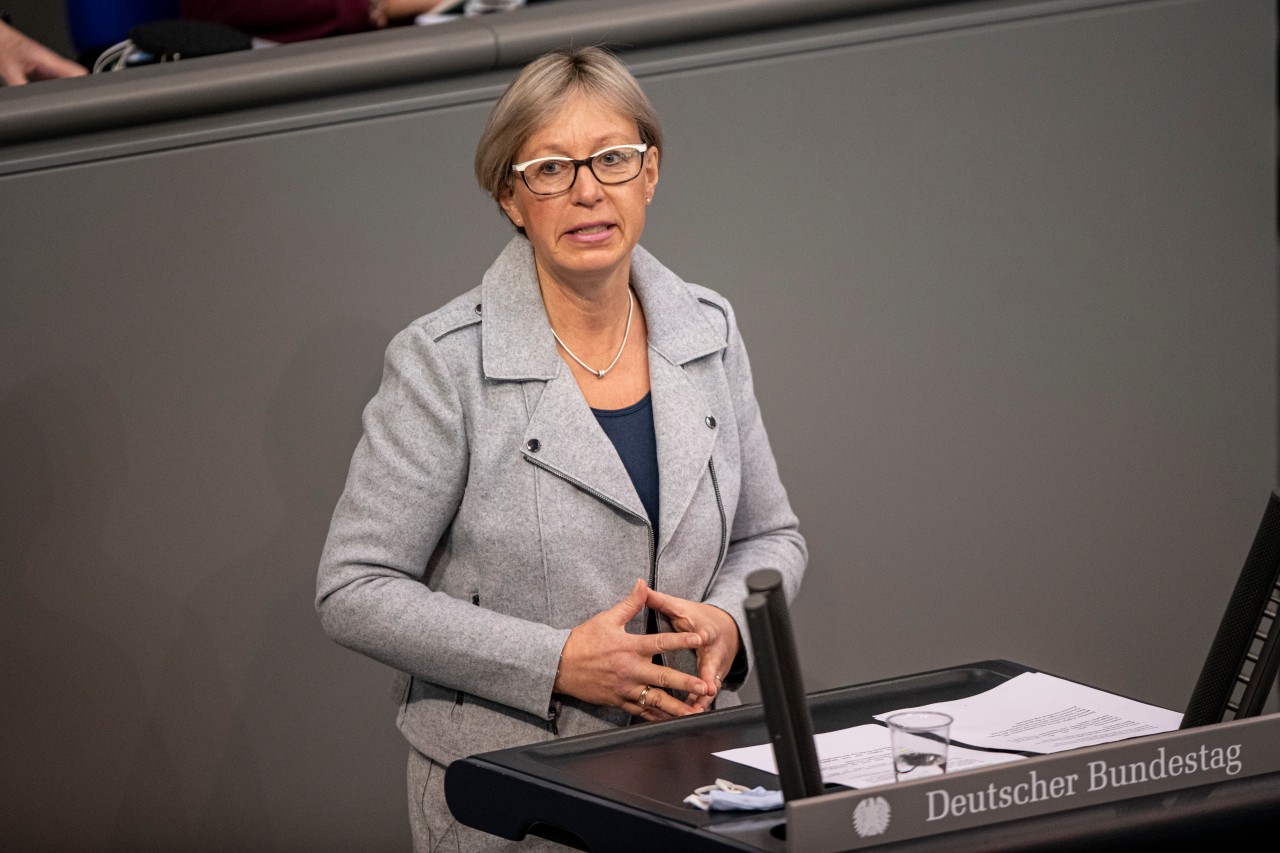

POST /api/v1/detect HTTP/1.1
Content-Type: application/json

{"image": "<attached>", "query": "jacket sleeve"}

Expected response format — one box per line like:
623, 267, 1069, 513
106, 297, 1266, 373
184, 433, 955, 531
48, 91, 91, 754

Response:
699, 299, 808, 686
315, 322, 568, 720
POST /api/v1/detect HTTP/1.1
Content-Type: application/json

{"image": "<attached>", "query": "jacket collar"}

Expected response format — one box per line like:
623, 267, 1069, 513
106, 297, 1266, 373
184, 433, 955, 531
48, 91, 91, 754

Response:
480, 236, 726, 381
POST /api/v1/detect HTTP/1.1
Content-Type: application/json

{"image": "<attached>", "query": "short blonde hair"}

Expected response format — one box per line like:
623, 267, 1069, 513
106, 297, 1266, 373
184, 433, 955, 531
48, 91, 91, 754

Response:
474, 46, 663, 215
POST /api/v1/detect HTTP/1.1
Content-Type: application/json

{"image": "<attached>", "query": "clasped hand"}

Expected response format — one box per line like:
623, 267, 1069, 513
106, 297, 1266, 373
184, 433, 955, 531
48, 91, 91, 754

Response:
553, 578, 740, 721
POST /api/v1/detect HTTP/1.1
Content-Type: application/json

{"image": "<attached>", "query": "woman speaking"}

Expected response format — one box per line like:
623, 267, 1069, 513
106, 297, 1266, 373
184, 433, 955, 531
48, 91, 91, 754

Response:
317, 46, 807, 851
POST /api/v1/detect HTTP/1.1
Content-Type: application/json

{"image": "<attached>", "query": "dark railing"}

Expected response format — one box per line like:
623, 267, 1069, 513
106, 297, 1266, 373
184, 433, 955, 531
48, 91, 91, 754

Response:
0, 0, 966, 146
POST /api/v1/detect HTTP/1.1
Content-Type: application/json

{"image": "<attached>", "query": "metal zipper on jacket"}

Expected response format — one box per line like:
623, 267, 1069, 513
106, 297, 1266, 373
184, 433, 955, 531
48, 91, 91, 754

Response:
644, 521, 657, 634
456, 593, 481, 708
525, 455, 658, 631
525, 457, 657, 731
700, 458, 729, 602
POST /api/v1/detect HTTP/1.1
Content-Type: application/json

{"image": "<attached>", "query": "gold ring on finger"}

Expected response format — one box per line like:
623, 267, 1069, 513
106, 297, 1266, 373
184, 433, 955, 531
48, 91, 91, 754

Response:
638, 685, 652, 707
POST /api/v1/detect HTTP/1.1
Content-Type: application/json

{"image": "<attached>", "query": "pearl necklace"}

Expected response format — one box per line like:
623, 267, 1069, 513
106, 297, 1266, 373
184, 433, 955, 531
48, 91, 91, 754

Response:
550, 288, 634, 379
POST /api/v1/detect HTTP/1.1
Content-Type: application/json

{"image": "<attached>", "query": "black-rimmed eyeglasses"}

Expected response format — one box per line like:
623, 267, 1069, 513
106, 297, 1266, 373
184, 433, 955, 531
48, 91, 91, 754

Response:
511, 144, 648, 195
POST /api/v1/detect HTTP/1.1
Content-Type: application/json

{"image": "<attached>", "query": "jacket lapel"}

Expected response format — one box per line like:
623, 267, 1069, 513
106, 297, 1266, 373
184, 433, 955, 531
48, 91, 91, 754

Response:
480, 238, 559, 382
649, 355, 717, 556
632, 245, 729, 556
523, 369, 647, 520
480, 237, 730, 538
482, 237, 645, 519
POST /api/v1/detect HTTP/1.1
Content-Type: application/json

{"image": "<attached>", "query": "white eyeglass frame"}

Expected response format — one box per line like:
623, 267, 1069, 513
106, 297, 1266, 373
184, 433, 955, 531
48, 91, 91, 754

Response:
511, 143, 649, 195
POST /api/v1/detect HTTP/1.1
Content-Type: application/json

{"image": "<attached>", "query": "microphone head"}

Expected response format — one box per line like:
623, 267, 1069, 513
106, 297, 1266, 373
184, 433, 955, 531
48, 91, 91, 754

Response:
746, 568, 784, 595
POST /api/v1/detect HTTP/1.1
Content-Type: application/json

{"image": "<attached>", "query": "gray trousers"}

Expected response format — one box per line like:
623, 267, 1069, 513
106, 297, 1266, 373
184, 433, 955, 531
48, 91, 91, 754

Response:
408, 749, 573, 853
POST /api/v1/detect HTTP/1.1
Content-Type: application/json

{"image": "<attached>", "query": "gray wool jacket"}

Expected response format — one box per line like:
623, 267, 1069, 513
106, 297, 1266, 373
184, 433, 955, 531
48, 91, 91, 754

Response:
316, 236, 806, 766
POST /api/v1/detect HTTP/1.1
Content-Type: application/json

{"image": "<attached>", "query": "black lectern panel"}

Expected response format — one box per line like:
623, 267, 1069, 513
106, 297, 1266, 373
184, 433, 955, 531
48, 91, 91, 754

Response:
446, 662, 1280, 852
445, 661, 1028, 850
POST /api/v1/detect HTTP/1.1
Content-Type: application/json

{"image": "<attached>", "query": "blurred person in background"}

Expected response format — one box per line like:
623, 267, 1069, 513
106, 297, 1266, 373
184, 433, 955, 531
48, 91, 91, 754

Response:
182, 1, 467, 43
0, 18, 85, 84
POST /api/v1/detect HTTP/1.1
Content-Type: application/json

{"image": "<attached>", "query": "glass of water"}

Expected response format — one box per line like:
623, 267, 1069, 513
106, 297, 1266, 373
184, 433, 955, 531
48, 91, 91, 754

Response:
886, 711, 952, 782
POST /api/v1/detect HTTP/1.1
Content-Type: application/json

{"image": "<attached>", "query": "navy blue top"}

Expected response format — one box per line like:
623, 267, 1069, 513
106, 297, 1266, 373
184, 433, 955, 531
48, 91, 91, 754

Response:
592, 392, 660, 539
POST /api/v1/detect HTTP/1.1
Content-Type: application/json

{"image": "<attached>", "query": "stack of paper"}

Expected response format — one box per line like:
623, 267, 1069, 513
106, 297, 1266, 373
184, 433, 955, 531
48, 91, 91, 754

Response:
714, 672, 1183, 790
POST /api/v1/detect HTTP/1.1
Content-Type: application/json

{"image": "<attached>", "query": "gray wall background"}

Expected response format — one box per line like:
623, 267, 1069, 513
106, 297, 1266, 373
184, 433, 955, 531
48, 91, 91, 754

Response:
1, 0, 1275, 850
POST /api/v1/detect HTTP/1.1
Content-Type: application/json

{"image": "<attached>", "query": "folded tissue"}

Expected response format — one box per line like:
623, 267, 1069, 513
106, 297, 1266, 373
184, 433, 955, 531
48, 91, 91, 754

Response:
683, 778, 784, 811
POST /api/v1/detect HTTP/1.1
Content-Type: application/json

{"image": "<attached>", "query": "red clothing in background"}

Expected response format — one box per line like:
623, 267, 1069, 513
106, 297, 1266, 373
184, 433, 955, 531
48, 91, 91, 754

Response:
181, 0, 375, 44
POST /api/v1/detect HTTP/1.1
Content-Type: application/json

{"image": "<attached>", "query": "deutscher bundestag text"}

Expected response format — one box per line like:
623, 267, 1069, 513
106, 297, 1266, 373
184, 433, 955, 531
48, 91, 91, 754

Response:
926, 743, 1242, 822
